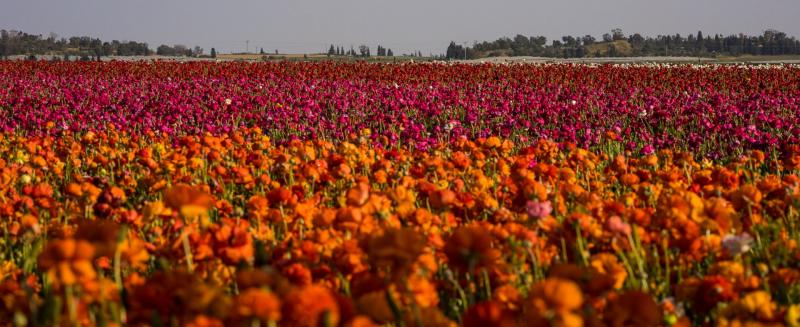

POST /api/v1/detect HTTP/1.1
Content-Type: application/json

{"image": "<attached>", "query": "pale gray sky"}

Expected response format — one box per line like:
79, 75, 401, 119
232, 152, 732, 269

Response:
2, 0, 798, 55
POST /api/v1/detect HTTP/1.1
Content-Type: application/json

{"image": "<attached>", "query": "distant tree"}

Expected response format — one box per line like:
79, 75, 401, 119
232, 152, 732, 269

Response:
328, 44, 335, 56
561, 36, 577, 47
387, 48, 393, 57
612, 28, 625, 41
210, 47, 217, 58
359, 45, 370, 57
602, 33, 613, 42
582, 35, 596, 45
260, 47, 265, 54
194, 46, 203, 56
446, 41, 457, 59
628, 33, 645, 46
531, 36, 547, 47
696, 31, 705, 53
156, 45, 174, 56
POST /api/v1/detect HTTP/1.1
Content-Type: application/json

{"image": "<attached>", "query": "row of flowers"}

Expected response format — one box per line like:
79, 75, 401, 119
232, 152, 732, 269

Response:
1, 127, 799, 326
1, 61, 799, 158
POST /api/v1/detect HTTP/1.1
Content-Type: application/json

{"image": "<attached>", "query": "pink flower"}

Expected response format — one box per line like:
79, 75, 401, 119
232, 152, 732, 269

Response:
526, 200, 552, 220
606, 216, 631, 236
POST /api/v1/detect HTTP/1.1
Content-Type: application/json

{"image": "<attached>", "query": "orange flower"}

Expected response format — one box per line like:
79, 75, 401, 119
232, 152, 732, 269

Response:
65, 182, 83, 198
281, 285, 340, 327
282, 263, 313, 286
365, 228, 425, 276
231, 288, 281, 323
246, 195, 270, 220
430, 189, 457, 210
603, 291, 661, 327
523, 277, 584, 327
709, 261, 745, 281
620, 173, 640, 187
163, 184, 215, 219
404, 307, 456, 327
690, 276, 738, 314
268, 187, 295, 206
346, 182, 370, 207
444, 226, 499, 273
484, 137, 502, 149
527, 277, 583, 312
589, 253, 627, 289
37, 239, 97, 288
127, 270, 229, 325
184, 315, 225, 327
211, 218, 254, 265
407, 274, 439, 307
142, 200, 173, 222
462, 301, 517, 327
355, 290, 395, 324
75, 220, 121, 258
492, 284, 522, 311
343, 316, 380, 327
118, 233, 150, 270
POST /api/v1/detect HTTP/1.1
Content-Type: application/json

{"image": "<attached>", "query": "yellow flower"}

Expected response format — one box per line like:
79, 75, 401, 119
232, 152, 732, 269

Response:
739, 291, 774, 321
787, 304, 800, 327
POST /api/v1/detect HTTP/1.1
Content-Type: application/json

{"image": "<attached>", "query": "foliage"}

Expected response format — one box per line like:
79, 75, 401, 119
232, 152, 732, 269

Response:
447, 29, 800, 59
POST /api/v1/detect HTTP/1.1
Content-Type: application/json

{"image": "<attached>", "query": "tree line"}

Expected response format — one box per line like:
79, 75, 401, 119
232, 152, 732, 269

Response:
0, 29, 209, 59
327, 44, 396, 57
446, 29, 800, 59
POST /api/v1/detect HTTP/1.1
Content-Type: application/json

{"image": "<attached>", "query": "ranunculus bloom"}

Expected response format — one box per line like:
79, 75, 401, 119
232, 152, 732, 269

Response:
164, 184, 215, 218
526, 200, 552, 220
606, 216, 632, 236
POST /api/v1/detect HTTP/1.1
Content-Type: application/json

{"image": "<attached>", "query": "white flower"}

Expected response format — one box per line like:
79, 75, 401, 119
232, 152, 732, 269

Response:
722, 233, 754, 256
570, 100, 577, 106
224, 98, 232, 106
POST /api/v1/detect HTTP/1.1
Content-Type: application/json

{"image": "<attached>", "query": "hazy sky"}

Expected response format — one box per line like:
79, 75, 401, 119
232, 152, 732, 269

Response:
2, 0, 799, 55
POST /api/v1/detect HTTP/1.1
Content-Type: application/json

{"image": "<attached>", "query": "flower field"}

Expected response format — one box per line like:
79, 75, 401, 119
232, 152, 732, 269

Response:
1, 61, 800, 326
